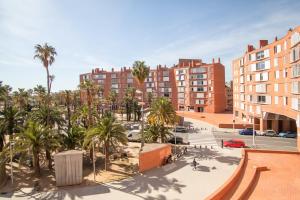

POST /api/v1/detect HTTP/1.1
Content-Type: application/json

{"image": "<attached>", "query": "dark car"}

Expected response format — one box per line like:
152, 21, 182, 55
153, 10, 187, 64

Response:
239, 128, 256, 135
224, 139, 246, 148
173, 126, 187, 133
168, 136, 184, 144
279, 131, 297, 138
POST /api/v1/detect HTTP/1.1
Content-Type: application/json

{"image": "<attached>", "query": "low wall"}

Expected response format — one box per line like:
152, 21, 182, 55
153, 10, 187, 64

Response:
219, 123, 259, 130
139, 144, 171, 173
205, 149, 247, 200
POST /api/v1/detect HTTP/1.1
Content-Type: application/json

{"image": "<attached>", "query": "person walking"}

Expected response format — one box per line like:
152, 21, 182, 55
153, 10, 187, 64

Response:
193, 158, 197, 170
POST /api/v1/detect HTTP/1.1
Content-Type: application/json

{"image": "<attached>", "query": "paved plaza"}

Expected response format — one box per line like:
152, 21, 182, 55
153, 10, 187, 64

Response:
3, 117, 241, 200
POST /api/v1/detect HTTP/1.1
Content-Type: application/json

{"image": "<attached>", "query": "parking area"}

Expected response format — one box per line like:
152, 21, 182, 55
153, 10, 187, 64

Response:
212, 131, 297, 151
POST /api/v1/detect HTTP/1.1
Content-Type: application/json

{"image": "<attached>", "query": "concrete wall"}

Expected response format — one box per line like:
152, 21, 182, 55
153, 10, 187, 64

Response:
139, 144, 171, 173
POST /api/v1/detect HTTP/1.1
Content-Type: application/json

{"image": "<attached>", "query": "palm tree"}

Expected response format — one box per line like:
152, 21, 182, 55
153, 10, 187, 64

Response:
0, 106, 23, 138
16, 121, 51, 176
30, 105, 64, 169
72, 105, 90, 129
132, 61, 149, 147
33, 85, 46, 107
144, 124, 172, 143
79, 80, 97, 127
0, 84, 12, 109
146, 92, 153, 107
34, 43, 57, 96
84, 113, 127, 171
147, 97, 177, 142
12, 88, 30, 112
62, 125, 84, 150
107, 91, 118, 112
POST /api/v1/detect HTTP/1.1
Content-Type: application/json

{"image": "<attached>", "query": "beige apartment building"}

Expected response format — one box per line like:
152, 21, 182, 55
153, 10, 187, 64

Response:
232, 26, 300, 148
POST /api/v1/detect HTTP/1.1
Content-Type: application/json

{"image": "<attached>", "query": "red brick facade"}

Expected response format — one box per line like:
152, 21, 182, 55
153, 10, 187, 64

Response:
80, 58, 226, 113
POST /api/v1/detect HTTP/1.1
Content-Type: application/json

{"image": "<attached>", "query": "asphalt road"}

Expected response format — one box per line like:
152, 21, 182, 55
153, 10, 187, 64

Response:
212, 131, 297, 151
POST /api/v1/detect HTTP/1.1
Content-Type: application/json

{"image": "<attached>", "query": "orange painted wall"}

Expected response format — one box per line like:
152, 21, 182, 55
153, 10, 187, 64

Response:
139, 145, 171, 173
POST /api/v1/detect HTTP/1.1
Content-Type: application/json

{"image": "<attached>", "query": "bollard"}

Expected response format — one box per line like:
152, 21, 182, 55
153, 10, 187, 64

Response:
221, 139, 224, 148
205, 145, 207, 149
211, 146, 213, 149
194, 145, 196, 149
200, 145, 201, 149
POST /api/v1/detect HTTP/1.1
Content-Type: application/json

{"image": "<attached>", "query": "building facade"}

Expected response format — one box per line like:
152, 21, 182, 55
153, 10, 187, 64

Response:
232, 26, 300, 149
225, 81, 233, 111
80, 58, 226, 113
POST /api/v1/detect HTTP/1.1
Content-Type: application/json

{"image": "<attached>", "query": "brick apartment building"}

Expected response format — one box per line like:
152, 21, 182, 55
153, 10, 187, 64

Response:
80, 58, 226, 113
232, 26, 300, 148
225, 81, 233, 111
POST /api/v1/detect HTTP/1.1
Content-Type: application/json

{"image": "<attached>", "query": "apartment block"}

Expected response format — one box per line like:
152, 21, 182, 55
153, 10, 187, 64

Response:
225, 81, 233, 111
80, 58, 226, 113
232, 26, 300, 149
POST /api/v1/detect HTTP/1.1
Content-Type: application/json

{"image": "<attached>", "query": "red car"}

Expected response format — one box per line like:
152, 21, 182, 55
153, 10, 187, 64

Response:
224, 139, 245, 148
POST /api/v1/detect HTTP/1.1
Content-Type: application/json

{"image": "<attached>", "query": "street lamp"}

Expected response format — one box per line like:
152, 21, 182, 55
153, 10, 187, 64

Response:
252, 116, 256, 147
10, 140, 15, 185
136, 90, 145, 148
92, 137, 97, 181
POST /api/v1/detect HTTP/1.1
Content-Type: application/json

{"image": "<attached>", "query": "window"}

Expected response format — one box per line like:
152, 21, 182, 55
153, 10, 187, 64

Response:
178, 87, 185, 92
274, 96, 279, 105
291, 32, 300, 47
274, 57, 278, 67
292, 64, 300, 77
127, 78, 133, 83
257, 96, 266, 103
178, 93, 184, 99
274, 84, 279, 92
290, 47, 300, 62
191, 67, 206, 73
163, 77, 169, 81
196, 93, 204, 98
291, 98, 300, 111
283, 69, 287, 78
256, 51, 264, 60
255, 72, 268, 81
292, 81, 300, 94
111, 73, 117, 78
256, 61, 265, 70
255, 84, 267, 93
274, 44, 281, 54
111, 84, 118, 88
162, 71, 169, 77
275, 70, 280, 79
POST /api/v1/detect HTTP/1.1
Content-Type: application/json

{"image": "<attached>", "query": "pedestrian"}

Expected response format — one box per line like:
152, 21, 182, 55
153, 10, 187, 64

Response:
193, 158, 197, 170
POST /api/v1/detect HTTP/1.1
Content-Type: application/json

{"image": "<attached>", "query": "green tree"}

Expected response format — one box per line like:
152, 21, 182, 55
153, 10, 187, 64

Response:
147, 97, 177, 142
34, 43, 57, 96
30, 105, 64, 169
144, 124, 172, 143
33, 85, 46, 107
62, 125, 84, 150
16, 121, 53, 176
107, 90, 118, 112
132, 61, 149, 147
84, 113, 127, 171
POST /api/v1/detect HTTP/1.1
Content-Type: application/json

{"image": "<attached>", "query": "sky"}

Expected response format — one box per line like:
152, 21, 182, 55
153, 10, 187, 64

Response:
0, 0, 300, 92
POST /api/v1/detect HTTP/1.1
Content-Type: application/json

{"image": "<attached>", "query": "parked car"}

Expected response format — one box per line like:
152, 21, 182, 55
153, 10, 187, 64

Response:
239, 128, 256, 135
263, 130, 278, 137
279, 131, 297, 138
127, 130, 141, 142
224, 139, 246, 148
173, 126, 187, 133
168, 136, 184, 144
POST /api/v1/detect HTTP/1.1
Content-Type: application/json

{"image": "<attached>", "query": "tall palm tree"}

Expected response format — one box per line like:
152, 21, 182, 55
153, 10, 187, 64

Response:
84, 113, 127, 171
147, 97, 177, 142
16, 121, 51, 176
34, 43, 57, 96
79, 80, 97, 127
0, 84, 12, 109
132, 61, 149, 147
107, 91, 118, 112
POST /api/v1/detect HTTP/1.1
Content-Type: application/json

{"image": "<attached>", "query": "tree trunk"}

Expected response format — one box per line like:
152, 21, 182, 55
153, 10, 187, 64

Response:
0, 161, 7, 187
33, 149, 40, 176
87, 89, 92, 127
104, 142, 109, 171
46, 149, 52, 170
89, 148, 93, 163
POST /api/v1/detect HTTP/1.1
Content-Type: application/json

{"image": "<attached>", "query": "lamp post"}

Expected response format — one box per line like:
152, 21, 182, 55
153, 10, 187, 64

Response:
92, 137, 96, 181
136, 90, 145, 148
10, 140, 15, 184
252, 116, 256, 147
